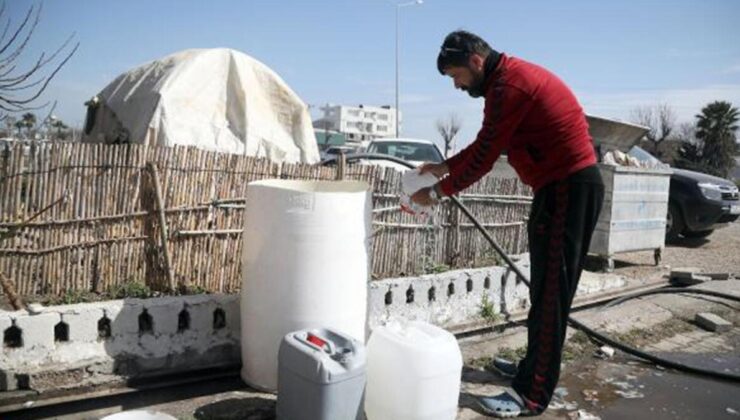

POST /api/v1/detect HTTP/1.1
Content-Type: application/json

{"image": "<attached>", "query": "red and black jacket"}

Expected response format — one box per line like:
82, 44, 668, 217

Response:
440, 53, 596, 195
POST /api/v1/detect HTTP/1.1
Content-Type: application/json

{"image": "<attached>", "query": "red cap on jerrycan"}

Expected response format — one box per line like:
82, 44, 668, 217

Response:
307, 333, 329, 351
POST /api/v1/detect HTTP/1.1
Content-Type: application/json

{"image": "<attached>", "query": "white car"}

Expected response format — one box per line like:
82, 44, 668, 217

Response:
364, 138, 445, 170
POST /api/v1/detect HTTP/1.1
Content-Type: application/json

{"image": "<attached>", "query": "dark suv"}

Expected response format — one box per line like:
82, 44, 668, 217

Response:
629, 146, 740, 240
666, 168, 739, 240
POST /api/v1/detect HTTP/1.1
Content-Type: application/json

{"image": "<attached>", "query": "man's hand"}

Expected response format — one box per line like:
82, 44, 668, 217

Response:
410, 186, 437, 207
417, 162, 449, 179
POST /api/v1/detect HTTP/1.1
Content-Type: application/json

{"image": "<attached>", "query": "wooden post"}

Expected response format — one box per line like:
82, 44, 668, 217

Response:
444, 199, 461, 268
1, 272, 24, 311
146, 162, 176, 292
336, 152, 346, 181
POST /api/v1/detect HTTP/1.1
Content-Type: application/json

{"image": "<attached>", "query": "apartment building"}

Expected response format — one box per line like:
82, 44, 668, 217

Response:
312, 104, 399, 145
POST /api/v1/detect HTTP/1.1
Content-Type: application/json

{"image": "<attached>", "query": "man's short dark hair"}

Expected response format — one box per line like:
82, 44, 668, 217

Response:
437, 30, 493, 74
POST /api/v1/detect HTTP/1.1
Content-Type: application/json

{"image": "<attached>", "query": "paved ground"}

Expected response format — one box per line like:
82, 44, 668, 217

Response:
6, 278, 738, 420
457, 279, 740, 419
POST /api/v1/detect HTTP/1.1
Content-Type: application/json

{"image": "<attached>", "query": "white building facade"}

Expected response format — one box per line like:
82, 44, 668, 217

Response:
313, 104, 399, 145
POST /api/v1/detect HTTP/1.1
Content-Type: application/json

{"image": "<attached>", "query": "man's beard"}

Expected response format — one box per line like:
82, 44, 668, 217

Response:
463, 72, 486, 98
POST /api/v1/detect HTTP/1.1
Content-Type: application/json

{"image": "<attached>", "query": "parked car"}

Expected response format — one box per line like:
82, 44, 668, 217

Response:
319, 145, 356, 161
364, 138, 444, 170
629, 146, 740, 240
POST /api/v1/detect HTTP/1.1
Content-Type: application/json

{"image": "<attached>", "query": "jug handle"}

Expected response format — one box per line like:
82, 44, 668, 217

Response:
302, 332, 336, 354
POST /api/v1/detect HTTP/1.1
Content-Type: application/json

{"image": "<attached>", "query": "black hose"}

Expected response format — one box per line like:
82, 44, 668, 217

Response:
579, 287, 740, 382
565, 307, 740, 382
602, 287, 740, 309
324, 153, 740, 382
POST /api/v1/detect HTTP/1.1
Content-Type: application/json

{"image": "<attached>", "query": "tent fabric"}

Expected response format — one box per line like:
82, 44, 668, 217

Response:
82, 48, 319, 163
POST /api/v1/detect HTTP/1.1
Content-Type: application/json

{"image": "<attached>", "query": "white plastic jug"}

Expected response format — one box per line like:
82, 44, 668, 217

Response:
365, 320, 463, 420
241, 180, 371, 392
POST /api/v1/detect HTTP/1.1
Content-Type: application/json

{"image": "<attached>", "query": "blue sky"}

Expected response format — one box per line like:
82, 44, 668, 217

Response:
8, 0, 740, 150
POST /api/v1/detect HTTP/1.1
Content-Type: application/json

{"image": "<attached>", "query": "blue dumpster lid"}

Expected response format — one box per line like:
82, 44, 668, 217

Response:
586, 114, 650, 152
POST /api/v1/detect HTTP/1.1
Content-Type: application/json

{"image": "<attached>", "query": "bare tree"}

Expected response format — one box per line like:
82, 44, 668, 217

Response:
674, 122, 696, 144
0, 2, 79, 120
436, 114, 461, 158
630, 104, 677, 158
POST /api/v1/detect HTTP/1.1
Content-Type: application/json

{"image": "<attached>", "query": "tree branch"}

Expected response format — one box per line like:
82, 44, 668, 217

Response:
1, 42, 78, 106
0, 3, 41, 68
0, 3, 78, 118
0, 3, 35, 57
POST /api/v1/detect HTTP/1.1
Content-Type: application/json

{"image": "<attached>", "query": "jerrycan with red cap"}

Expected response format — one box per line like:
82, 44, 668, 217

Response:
277, 328, 366, 420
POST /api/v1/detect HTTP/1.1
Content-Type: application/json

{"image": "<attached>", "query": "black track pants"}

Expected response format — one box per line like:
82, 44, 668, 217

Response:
511, 165, 604, 414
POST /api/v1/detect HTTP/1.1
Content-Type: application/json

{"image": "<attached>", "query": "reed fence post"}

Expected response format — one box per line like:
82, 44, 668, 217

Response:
146, 162, 176, 292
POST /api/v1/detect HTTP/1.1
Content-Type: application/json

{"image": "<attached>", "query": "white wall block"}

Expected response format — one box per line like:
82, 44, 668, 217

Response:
111, 301, 144, 336
139, 333, 170, 359
145, 299, 183, 336
188, 299, 217, 335
0, 314, 13, 336
15, 312, 59, 351
64, 307, 105, 343
99, 301, 123, 332
222, 296, 241, 337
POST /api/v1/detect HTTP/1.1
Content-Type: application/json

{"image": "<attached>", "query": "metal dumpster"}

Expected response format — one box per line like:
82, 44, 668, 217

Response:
586, 115, 672, 270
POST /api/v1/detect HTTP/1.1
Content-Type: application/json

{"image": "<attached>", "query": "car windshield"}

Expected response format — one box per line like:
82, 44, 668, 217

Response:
324, 147, 352, 155
367, 141, 443, 163
628, 145, 670, 169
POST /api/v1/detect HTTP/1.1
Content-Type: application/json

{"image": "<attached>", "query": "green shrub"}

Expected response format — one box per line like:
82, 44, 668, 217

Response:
109, 281, 151, 299
479, 294, 499, 324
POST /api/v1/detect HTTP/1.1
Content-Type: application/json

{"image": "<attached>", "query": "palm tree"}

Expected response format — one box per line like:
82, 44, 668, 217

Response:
14, 120, 24, 138
21, 112, 36, 139
695, 101, 739, 178
51, 118, 68, 140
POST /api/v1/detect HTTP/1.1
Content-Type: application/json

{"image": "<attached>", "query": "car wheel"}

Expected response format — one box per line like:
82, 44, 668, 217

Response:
682, 229, 714, 239
666, 203, 684, 242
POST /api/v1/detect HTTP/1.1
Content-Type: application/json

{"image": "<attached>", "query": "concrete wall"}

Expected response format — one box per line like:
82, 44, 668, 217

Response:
1, 294, 240, 392
1, 260, 532, 392
367, 255, 532, 332
1, 253, 630, 393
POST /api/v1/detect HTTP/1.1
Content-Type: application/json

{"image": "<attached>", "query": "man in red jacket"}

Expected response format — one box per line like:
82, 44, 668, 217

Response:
411, 30, 604, 417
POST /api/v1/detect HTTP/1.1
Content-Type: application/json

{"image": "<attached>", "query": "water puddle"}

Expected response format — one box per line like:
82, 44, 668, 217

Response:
549, 352, 740, 419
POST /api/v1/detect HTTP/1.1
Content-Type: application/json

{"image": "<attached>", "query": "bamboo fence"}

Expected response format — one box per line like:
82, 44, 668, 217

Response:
0, 143, 531, 297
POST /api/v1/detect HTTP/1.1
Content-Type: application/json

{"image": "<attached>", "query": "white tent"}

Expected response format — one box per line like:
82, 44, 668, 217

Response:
82, 48, 319, 163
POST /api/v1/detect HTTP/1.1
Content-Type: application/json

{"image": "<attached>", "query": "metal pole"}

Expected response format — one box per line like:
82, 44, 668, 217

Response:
395, 4, 400, 137
393, 1, 421, 138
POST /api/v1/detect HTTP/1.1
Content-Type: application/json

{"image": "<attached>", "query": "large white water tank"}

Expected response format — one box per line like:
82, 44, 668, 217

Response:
365, 321, 463, 420
240, 179, 371, 391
